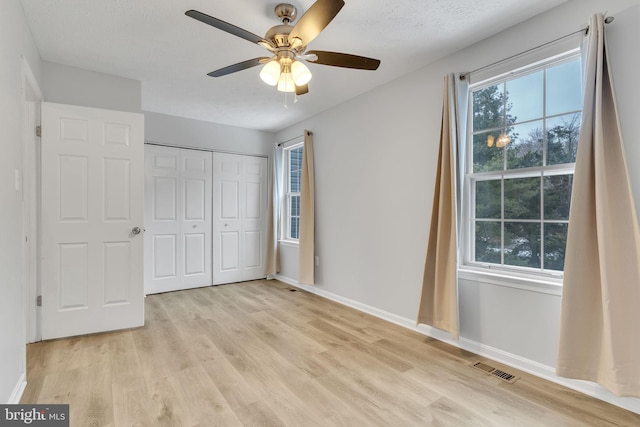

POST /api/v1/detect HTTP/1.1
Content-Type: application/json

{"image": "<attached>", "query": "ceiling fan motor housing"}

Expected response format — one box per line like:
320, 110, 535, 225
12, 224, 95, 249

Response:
266, 24, 294, 48
268, 4, 299, 49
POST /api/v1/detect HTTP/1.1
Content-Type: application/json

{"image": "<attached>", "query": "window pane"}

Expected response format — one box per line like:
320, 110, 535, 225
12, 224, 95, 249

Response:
546, 113, 581, 165
506, 71, 544, 123
290, 217, 299, 240
473, 84, 505, 132
290, 195, 300, 217
504, 222, 541, 268
544, 175, 573, 220
475, 180, 501, 219
289, 146, 303, 192
290, 170, 301, 192
504, 177, 540, 219
475, 221, 501, 263
546, 59, 582, 116
506, 120, 543, 169
291, 146, 303, 168
473, 130, 504, 172
544, 223, 568, 271
289, 151, 296, 171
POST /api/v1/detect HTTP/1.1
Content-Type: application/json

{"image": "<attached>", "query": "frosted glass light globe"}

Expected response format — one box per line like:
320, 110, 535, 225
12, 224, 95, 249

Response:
260, 61, 281, 86
291, 61, 312, 86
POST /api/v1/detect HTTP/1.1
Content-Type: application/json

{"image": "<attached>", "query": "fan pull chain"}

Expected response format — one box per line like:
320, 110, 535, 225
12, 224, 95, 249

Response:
283, 91, 298, 109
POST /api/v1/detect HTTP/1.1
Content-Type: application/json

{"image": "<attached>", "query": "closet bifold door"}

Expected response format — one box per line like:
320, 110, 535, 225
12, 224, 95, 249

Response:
144, 145, 212, 294
212, 152, 268, 285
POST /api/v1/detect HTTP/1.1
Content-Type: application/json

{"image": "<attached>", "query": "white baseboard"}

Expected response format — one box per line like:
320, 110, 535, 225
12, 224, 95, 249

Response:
274, 275, 640, 415
8, 373, 26, 404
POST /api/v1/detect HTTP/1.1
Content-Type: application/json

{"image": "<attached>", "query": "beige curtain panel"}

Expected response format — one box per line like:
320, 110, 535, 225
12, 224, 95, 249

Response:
298, 130, 315, 285
265, 145, 283, 277
417, 73, 468, 340
557, 14, 640, 397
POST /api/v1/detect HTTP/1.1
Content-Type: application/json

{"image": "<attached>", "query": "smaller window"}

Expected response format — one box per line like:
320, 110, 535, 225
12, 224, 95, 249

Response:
284, 143, 303, 241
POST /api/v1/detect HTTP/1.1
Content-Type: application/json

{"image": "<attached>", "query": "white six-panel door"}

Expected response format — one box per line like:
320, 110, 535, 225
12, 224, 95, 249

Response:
144, 145, 212, 294
40, 102, 144, 340
212, 153, 267, 285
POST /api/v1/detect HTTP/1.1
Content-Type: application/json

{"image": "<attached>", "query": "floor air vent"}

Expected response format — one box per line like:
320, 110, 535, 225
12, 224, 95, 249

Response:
471, 362, 520, 384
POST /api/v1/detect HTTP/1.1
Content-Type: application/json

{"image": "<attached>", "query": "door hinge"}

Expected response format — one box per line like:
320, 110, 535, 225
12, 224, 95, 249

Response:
36, 295, 42, 307
35, 126, 41, 137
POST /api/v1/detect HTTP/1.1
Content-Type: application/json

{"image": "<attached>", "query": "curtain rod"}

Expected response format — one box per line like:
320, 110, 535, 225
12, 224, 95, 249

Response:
277, 134, 304, 146
460, 15, 614, 81
145, 141, 268, 158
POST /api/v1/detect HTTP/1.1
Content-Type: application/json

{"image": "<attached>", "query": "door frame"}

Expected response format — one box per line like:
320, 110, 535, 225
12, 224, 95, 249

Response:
22, 56, 43, 344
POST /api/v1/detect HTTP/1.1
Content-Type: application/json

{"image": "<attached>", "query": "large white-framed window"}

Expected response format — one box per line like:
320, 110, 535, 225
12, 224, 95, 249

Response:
464, 51, 582, 280
283, 142, 304, 242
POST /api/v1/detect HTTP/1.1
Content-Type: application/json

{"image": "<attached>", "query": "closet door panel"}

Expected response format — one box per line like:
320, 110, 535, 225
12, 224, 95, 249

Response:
180, 148, 212, 289
213, 153, 243, 284
213, 153, 267, 285
144, 146, 211, 293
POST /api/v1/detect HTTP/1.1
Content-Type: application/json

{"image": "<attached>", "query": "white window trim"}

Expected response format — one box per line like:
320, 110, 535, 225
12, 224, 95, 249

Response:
280, 141, 303, 244
461, 49, 581, 285
279, 240, 300, 249
458, 267, 563, 296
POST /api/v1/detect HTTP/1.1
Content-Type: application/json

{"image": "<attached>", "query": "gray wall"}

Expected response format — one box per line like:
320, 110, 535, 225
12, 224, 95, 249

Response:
275, 0, 640, 413
42, 61, 142, 113
144, 111, 274, 156
0, 0, 42, 403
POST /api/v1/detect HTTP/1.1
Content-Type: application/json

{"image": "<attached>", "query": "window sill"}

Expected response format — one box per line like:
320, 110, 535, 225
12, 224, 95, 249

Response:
279, 240, 299, 248
458, 266, 563, 296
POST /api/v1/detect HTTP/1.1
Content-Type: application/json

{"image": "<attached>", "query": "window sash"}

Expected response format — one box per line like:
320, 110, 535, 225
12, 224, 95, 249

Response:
467, 167, 573, 275
463, 51, 581, 279
283, 143, 303, 242
287, 194, 300, 240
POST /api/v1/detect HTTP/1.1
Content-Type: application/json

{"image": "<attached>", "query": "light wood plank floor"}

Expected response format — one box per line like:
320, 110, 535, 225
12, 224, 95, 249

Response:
22, 280, 640, 426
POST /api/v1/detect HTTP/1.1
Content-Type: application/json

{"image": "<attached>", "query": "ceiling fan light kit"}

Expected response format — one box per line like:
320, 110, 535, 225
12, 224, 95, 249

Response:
185, 0, 380, 98
260, 60, 281, 86
277, 71, 296, 93
259, 54, 312, 92
291, 60, 312, 85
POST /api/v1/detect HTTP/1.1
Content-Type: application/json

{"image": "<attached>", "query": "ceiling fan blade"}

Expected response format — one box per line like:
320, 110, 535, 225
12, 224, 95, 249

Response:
207, 57, 271, 77
295, 84, 309, 95
306, 51, 381, 70
288, 0, 345, 48
186, 10, 275, 50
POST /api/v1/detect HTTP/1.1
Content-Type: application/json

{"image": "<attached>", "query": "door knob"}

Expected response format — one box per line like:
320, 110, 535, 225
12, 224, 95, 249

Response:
132, 226, 142, 235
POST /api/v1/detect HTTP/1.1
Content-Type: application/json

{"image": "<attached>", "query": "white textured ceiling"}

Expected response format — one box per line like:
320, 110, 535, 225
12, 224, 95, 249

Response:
20, 0, 566, 132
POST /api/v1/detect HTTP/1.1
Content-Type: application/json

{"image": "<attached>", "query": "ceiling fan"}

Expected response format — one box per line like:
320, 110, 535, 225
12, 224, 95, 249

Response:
185, 0, 381, 96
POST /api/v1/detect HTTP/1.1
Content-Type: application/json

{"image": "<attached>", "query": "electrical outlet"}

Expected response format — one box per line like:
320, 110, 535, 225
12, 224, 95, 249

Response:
315, 256, 320, 267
